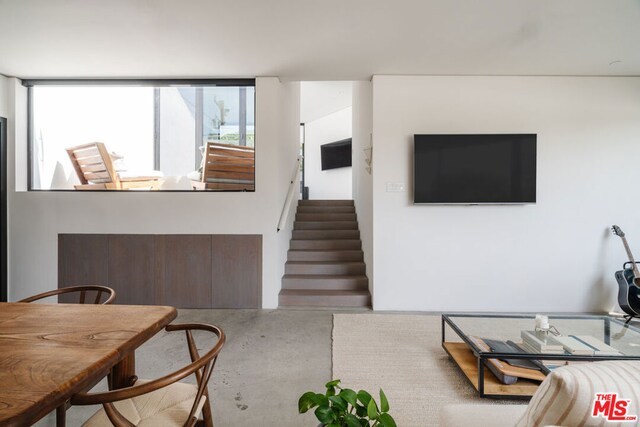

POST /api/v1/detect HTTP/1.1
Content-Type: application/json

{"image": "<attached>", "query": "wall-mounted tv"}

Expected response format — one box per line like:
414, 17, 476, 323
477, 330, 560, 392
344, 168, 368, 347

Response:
414, 134, 536, 204
321, 138, 352, 170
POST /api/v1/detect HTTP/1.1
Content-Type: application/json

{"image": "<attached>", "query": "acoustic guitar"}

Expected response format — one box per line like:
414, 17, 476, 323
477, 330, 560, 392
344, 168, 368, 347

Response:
611, 225, 640, 316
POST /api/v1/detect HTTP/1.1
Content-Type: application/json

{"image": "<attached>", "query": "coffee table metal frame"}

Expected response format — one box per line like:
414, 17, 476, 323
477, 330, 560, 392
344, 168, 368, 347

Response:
442, 313, 640, 398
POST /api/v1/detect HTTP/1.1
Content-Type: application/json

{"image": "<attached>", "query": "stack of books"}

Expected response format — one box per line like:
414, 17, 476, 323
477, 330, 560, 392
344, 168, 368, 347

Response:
520, 330, 564, 354
520, 330, 622, 357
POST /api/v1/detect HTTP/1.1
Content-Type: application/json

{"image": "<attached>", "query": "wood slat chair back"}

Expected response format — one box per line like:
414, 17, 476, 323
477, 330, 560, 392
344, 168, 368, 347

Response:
201, 142, 255, 191
19, 285, 116, 305
71, 323, 225, 427
67, 142, 120, 190
67, 142, 161, 190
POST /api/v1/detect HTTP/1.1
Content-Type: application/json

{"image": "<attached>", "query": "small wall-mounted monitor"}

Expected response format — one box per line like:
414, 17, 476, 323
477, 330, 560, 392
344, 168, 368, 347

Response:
414, 134, 537, 204
321, 138, 352, 170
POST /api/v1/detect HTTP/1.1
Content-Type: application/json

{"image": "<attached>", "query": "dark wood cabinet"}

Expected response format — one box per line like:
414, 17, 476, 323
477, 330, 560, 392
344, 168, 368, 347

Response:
58, 234, 262, 308
156, 235, 213, 308
212, 235, 262, 308
108, 235, 156, 306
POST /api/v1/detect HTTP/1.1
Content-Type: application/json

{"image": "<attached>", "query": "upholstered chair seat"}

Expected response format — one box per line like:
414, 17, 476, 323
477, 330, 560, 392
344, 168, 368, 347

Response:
82, 381, 206, 427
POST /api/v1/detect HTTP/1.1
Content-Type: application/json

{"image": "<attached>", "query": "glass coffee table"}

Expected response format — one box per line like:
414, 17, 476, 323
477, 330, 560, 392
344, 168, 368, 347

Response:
442, 313, 640, 398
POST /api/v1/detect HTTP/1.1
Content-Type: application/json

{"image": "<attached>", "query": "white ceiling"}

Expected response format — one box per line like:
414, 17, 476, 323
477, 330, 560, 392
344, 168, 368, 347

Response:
0, 0, 639, 80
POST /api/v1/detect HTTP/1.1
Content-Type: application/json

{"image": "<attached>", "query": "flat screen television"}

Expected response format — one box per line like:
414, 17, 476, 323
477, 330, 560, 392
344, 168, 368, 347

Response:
321, 138, 352, 170
414, 134, 536, 204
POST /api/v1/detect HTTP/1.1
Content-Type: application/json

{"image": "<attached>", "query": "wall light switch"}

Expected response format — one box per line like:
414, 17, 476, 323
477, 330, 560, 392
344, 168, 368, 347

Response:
386, 182, 405, 192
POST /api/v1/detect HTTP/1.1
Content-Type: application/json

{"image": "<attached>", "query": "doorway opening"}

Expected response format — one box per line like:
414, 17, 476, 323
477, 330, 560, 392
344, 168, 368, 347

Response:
299, 82, 353, 200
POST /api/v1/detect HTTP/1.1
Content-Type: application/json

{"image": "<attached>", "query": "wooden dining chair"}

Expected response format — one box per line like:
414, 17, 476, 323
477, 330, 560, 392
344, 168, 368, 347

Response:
71, 323, 225, 427
19, 285, 117, 426
19, 285, 116, 305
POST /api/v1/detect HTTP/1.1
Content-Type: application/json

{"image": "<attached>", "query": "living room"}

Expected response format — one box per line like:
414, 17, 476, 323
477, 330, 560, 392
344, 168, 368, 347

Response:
1, 1, 640, 426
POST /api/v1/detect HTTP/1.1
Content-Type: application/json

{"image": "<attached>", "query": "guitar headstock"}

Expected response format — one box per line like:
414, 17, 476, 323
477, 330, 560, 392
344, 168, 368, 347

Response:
612, 225, 625, 237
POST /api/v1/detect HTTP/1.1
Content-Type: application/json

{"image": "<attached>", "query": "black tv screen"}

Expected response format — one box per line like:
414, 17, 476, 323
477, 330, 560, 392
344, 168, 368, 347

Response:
321, 138, 352, 170
414, 134, 536, 204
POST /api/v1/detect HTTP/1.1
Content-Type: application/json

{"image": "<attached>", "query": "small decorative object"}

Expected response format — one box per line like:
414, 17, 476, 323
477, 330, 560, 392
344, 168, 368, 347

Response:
535, 314, 560, 336
298, 379, 397, 427
363, 146, 373, 174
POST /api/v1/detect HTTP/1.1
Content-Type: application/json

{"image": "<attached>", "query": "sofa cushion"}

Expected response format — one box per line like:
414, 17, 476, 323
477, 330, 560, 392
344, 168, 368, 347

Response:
516, 360, 640, 427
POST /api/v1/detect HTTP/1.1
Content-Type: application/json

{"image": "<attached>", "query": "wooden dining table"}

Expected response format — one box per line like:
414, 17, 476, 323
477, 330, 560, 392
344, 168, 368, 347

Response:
0, 302, 177, 426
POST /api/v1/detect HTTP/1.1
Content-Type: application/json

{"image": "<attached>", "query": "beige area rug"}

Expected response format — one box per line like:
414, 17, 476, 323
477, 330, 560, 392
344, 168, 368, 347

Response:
332, 314, 525, 426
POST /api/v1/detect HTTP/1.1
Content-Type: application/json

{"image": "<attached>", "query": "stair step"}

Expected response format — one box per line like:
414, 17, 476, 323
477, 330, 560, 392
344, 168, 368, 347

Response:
294, 221, 358, 230
287, 250, 364, 262
285, 261, 366, 275
290, 239, 361, 250
282, 275, 368, 290
278, 289, 371, 308
296, 213, 357, 221
292, 230, 360, 240
297, 206, 356, 213
298, 200, 354, 206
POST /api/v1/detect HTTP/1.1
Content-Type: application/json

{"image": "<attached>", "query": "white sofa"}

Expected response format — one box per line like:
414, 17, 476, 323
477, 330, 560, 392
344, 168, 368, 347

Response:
440, 360, 640, 427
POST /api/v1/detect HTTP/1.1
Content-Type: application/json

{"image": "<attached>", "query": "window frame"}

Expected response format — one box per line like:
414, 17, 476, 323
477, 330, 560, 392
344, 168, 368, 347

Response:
24, 78, 256, 192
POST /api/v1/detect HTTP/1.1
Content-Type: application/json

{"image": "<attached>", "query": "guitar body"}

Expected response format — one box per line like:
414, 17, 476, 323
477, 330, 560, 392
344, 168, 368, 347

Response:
615, 268, 640, 316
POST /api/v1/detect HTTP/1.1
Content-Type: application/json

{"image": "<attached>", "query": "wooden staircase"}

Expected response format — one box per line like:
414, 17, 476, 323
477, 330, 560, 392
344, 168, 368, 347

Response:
279, 200, 371, 308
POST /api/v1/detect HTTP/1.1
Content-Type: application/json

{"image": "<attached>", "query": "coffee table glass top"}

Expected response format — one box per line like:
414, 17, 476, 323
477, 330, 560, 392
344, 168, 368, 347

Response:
443, 314, 640, 359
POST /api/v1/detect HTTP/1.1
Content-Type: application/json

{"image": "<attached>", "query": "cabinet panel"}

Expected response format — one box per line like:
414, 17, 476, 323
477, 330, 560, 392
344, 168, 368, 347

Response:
156, 235, 212, 308
211, 235, 262, 308
108, 235, 156, 305
59, 234, 262, 308
58, 234, 109, 303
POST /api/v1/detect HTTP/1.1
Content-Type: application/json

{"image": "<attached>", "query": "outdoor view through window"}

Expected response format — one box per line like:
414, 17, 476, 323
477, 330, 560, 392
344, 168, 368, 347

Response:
29, 82, 255, 191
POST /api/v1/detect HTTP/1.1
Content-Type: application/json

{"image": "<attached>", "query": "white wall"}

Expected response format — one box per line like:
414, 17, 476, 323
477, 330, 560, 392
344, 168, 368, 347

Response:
372, 75, 640, 312
305, 107, 352, 200
352, 82, 373, 296
7, 77, 300, 308
0, 75, 9, 117
277, 82, 302, 292
300, 81, 352, 124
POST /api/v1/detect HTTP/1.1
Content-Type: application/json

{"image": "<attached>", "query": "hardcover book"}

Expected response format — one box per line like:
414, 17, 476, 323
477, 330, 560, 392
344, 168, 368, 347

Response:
521, 330, 564, 353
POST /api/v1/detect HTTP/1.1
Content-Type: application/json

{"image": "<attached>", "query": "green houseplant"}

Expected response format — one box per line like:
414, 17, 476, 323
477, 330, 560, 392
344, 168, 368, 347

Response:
298, 379, 397, 427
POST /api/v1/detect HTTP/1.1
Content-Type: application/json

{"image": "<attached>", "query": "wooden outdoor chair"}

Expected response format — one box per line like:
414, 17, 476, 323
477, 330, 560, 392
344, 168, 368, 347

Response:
19, 285, 116, 426
71, 323, 225, 427
67, 142, 163, 190
19, 285, 116, 305
193, 142, 255, 191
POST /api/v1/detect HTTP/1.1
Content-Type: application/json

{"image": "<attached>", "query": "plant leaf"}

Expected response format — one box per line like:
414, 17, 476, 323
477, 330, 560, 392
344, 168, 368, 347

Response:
344, 413, 363, 427
357, 390, 372, 407
355, 403, 367, 417
340, 389, 358, 407
367, 398, 379, 420
328, 395, 348, 412
379, 389, 389, 413
316, 394, 330, 408
377, 413, 397, 427
298, 391, 320, 413
326, 379, 341, 388
315, 406, 335, 424
359, 418, 369, 427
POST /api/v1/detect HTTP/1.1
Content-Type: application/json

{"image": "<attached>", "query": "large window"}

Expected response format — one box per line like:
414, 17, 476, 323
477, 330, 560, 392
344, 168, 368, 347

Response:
26, 79, 255, 191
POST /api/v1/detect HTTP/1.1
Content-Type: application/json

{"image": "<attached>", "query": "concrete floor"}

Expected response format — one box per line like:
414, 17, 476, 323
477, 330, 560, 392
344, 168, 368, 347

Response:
36, 309, 334, 427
